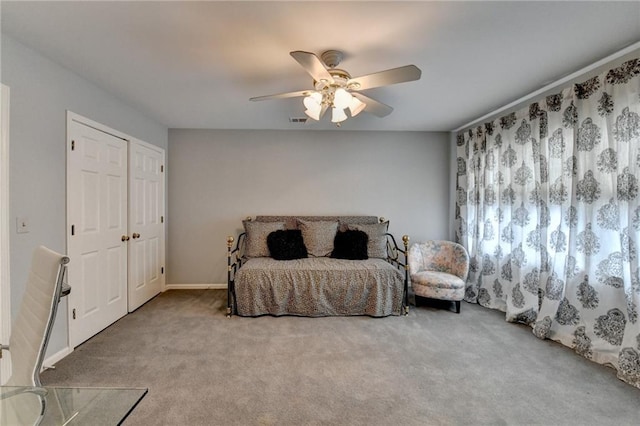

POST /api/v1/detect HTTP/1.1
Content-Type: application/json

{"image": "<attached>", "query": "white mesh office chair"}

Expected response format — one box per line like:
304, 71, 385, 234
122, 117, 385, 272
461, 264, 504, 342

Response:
1, 246, 70, 386
1, 246, 69, 425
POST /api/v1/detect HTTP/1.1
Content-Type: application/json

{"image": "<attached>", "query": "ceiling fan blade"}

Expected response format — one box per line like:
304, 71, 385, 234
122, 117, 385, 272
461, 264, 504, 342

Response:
352, 93, 394, 117
290, 51, 334, 84
250, 90, 310, 102
349, 65, 421, 91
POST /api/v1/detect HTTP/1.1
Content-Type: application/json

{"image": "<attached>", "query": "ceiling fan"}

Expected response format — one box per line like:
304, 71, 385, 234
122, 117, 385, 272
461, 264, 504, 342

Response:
250, 50, 422, 126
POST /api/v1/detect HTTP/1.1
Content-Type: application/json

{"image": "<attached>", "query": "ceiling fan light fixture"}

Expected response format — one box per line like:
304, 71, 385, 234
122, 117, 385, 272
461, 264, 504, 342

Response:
304, 108, 321, 121
331, 107, 348, 123
348, 96, 366, 117
333, 88, 352, 110
303, 92, 322, 120
303, 92, 322, 109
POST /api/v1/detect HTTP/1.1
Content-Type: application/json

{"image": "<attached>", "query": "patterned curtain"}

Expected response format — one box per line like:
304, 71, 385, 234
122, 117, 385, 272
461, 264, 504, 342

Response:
455, 58, 640, 388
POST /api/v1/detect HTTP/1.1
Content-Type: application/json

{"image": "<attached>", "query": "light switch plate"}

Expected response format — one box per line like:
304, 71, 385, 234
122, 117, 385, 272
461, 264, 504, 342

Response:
16, 216, 29, 233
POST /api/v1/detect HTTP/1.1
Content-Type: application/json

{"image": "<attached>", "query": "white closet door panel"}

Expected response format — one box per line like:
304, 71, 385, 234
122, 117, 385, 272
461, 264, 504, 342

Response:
79, 251, 99, 316
148, 237, 159, 282
106, 246, 125, 304
131, 239, 145, 290
80, 170, 100, 233
68, 118, 128, 347
128, 140, 165, 312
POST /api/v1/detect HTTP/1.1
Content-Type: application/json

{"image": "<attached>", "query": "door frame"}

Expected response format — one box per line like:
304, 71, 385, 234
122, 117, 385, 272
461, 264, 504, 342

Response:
1, 84, 11, 383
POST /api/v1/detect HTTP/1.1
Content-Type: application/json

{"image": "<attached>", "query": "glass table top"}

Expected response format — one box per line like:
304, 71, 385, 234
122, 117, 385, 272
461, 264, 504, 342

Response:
1, 386, 147, 425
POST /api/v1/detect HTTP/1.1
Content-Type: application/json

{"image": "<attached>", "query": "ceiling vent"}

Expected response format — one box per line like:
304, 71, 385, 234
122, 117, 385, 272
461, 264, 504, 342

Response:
289, 117, 308, 124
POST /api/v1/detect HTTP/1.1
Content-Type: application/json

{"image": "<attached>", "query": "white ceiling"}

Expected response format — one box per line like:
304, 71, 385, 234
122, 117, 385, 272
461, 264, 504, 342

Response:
2, 1, 639, 131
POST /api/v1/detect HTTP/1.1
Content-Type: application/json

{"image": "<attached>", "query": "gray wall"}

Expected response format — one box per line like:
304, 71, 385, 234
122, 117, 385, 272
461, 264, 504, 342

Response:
1, 35, 168, 358
167, 129, 450, 285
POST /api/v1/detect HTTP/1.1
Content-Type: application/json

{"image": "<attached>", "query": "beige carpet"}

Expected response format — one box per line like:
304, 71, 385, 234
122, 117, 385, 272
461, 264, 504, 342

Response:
42, 290, 640, 425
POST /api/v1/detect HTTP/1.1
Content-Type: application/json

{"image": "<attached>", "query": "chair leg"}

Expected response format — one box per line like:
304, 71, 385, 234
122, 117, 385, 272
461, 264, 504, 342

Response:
454, 300, 461, 314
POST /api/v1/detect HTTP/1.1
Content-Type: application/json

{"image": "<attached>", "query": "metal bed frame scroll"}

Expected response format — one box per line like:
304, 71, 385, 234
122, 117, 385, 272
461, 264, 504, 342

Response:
384, 231, 410, 315
226, 232, 246, 317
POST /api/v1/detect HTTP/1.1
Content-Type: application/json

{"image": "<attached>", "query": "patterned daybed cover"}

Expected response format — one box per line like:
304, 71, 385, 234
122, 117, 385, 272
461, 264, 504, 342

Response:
227, 216, 409, 317
235, 257, 404, 317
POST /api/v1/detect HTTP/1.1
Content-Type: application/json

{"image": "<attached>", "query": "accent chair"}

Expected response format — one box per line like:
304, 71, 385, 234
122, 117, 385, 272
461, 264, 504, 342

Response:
408, 240, 469, 313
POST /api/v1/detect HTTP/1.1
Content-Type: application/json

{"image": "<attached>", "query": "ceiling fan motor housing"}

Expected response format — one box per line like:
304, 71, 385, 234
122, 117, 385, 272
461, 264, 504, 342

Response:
319, 50, 361, 89
315, 69, 350, 88
314, 70, 353, 107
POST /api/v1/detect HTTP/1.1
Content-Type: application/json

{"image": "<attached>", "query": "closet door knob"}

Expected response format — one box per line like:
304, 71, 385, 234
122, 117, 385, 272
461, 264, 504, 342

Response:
121, 235, 130, 242
132, 233, 141, 239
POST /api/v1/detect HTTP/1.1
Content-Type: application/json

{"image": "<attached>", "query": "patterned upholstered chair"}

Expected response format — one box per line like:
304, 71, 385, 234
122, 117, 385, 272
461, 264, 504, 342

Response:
408, 240, 470, 313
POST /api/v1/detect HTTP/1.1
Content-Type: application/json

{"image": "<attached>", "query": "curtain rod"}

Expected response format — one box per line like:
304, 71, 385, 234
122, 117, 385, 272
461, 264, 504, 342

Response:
452, 40, 640, 133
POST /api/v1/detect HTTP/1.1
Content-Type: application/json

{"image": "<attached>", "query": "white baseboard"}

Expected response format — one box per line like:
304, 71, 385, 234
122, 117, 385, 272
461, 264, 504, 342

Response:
165, 283, 227, 290
42, 346, 73, 371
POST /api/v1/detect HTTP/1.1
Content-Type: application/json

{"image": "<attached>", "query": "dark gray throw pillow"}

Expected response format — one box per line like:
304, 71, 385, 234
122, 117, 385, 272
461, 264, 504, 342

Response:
331, 230, 369, 260
267, 230, 308, 260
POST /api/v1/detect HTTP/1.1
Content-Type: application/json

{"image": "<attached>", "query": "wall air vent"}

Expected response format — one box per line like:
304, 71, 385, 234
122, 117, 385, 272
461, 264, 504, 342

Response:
289, 117, 308, 124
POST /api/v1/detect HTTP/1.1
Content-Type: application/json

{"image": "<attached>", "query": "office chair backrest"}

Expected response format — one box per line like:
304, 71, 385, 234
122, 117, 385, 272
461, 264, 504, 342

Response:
5, 246, 69, 386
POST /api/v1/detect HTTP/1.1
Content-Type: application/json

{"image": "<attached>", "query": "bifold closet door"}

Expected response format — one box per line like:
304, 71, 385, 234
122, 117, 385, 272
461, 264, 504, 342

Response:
67, 117, 128, 348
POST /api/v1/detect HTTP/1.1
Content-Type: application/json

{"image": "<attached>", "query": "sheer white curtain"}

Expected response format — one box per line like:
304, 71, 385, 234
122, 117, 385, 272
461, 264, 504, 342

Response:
455, 58, 640, 388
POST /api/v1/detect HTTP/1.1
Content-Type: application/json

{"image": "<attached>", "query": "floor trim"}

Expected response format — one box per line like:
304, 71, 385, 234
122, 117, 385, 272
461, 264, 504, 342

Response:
43, 346, 73, 371
165, 283, 227, 290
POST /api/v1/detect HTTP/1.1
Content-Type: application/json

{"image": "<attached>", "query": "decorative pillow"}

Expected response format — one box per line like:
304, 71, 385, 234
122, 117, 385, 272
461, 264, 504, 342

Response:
332, 230, 369, 260
267, 230, 308, 260
243, 220, 285, 258
297, 219, 339, 257
348, 222, 389, 258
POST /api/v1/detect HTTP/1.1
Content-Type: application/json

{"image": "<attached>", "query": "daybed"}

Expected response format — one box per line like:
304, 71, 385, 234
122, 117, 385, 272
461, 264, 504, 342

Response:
226, 216, 409, 317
